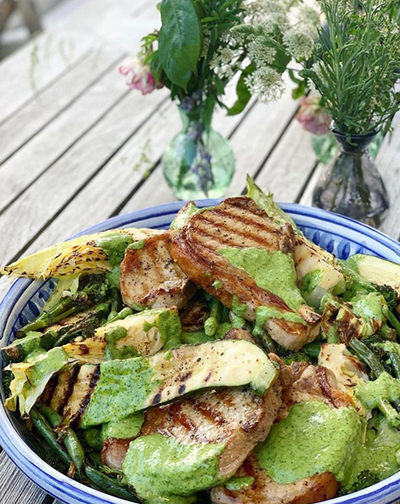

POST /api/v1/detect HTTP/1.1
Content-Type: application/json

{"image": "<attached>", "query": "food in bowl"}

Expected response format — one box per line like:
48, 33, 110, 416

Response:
2, 177, 400, 504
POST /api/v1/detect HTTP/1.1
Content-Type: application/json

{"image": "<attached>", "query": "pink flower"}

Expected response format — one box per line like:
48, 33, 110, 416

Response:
118, 57, 160, 95
296, 94, 332, 135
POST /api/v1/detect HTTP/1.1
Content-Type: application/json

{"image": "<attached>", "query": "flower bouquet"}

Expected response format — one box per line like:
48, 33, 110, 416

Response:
120, 0, 319, 199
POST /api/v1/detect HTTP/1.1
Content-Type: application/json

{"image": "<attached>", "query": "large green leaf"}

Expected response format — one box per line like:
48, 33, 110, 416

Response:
158, 0, 201, 90
227, 64, 254, 116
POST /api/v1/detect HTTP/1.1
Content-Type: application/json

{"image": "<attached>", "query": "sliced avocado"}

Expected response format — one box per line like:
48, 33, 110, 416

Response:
63, 307, 182, 363
1, 331, 57, 363
101, 412, 144, 441
346, 254, 400, 295
294, 242, 345, 309
80, 340, 279, 428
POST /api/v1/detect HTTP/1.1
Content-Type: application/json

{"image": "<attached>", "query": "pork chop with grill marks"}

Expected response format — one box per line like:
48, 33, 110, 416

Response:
211, 361, 351, 504
171, 197, 320, 351
211, 453, 339, 504
101, 376, 283, 475
120, 231, 196, 310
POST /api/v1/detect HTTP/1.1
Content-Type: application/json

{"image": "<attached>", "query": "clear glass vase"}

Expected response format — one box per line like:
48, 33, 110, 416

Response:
312, 129, 390, 228
162, 102, 235, 200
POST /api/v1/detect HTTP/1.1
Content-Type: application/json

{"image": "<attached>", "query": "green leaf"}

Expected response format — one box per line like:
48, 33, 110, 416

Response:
227, 64, 254, 116
292, 81, 306, 100
203, 94, 217, 130
158, 0, 202, 90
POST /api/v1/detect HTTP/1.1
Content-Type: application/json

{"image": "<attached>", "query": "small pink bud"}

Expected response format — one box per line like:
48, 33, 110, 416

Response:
118, 57, 161, 95
296, 94, 331, 135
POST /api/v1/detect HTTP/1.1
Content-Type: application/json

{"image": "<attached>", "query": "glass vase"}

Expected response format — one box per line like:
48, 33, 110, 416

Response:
162, 103, 235, 200
312, 129, 389, 228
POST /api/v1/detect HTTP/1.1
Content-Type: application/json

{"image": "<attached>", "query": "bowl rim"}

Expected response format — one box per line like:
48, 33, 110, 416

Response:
1, 200, 400, 504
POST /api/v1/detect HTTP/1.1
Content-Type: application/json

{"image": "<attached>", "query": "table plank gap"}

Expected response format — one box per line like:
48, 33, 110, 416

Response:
299, 162, 324, 207
0, 47, 125, 166
225, 90, 299, 197
118, 82, 298, 214
294, 161, 319, 203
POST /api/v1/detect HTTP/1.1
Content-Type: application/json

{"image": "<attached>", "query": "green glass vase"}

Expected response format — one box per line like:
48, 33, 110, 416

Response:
162, 101, 235, 200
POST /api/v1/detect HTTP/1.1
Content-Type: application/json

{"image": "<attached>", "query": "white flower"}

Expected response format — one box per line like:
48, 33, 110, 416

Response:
210, 46, 238, 79
283, 29, 315, 61
247, 36, 277, 65
244, 66, 285, 103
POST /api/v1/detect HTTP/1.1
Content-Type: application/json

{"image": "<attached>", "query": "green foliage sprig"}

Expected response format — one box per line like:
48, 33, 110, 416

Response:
300, 0, 400, 136
135, 0, 318, 115
142, 0, 247, 112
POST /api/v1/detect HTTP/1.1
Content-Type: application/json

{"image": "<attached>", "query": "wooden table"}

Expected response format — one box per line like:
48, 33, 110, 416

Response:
1, 0, 400, 502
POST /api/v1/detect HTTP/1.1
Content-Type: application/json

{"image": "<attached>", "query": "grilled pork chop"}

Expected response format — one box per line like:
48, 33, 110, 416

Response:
171, 197, 320, 351
102, 379, 283, 475
120, 231, 196, 310
211, 361, 349, 504
211, 453, 339, 504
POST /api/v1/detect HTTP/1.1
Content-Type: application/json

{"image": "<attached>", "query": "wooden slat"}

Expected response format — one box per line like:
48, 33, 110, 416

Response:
0, 61, 128, 216
0, 452, 47, 504
225, 86, 298, 196
0, 29, 94, 124
254, 120, 317, 202
375, 114, 400, 240
120, 79, 299, 213
0, 46, 124, 165
55, 0, 160, 53
0, 88, 168, 266
22, 99, 178, 253
299, 162, 323, 207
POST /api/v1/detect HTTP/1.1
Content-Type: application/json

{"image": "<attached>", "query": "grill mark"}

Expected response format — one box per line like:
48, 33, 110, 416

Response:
187, 227, 226, 255
58, 363, 80, 414
213, 204, 280, 232
192, 400, 226, 425
194, 213, 279, 249
205, 206, 281, 236
180, 371, 192, 382
152, 392, 162, 405
195, 218, 274, 250
179, 234, 294, 314
167, 402, 198, 433
43, 374, 58, 404
74, 365, 100, 428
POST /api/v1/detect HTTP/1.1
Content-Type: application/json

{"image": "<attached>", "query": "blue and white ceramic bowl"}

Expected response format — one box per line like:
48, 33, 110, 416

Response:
1, 201, 400, 504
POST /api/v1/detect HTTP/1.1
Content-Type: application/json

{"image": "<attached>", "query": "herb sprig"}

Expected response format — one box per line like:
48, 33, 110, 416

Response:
301, 0, 400, 136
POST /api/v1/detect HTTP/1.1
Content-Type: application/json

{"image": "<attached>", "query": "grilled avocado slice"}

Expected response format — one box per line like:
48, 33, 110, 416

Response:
63, 307, 182, 363
346, 254, 400, 296
79, 339, 279, 428
1, 331, 58, 363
